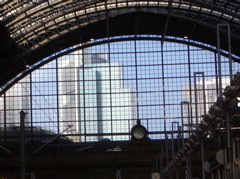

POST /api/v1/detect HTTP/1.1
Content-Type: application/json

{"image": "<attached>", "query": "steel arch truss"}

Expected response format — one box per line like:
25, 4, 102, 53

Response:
1, 0, 240, 50
0, 0, 240, 87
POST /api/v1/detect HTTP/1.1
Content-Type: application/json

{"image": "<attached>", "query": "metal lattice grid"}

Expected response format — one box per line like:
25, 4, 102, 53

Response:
0, 39, 238, 142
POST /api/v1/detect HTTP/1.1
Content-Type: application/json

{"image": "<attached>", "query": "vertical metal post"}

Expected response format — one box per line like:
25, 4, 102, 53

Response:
105, 1, 113, 140
55, 57, 61, 155
76, 28, 85, 142
217, 24, 223, 98
160, 42, 168, 169
187, 102, 191, 137
218, 169, 221, 179
180, 102, 185, 146
201, 140, 205, 179
134, 15, 140, 122
177, 125, 181, 151
217, 23, 232, 95
181, 101, 191, 179
202, 73, 207, 115
217, 23, 234, 178
224, 149, 228, 179
181, 101, 190, 143
233, 142, 236, 162
194, 73, 199, 127
134, 37, 140, 121
187, 42, 193, 131
30, 73, 33, 143
227, 24, 233, 80
214, 53, 219, 97
226, 112, 234, 179
56, 59, 60, 135
171, 122, 177, 159
82, 49, 87, 142
20, 111, 26, 179
202, 72, 206, 179
166, 135, 169, 165
186, 155, 191, 179
161, 45, 167, 141
181, 101, 189, 179
194, 72, 206, 179
171, 122, 176, 179
194, 72, 205, 127
173, 124, 180, 179
116, 170, 121, 179
4, 94, 6, 143
235, 140, 240, 158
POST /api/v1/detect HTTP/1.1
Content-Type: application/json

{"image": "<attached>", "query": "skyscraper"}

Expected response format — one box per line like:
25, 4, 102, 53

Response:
59, 52, 82, 142
60, 50, 136, 142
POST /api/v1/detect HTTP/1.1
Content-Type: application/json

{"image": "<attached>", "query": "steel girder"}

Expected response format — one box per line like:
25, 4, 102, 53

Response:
1, 0, 240, 50
0, 0, 240, 87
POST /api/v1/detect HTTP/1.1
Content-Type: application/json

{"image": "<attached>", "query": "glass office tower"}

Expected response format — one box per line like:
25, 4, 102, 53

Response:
78, 61, 136, 141
60, 50, 136, 142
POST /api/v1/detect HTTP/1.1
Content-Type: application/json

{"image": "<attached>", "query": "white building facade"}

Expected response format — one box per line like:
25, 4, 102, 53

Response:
60, 50, 136, 142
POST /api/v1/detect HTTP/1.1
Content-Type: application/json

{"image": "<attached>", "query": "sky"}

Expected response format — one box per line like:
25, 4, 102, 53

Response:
2, 39, 238, 141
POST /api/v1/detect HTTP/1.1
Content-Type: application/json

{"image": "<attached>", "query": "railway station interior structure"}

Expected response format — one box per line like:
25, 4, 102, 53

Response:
1, 0, 240, 178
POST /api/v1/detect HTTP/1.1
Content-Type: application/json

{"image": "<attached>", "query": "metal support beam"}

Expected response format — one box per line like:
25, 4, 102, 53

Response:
116, 170, 121, 179
217, 23, 233, 97
171, 122, 179, 159
20, 110, 26, 179
181, 101, 190, 144
201, 140, 205, 179
226, 112, 234, 179
194, 72, 206, 127
186, 155, 191, 179
161, 0, 172, 45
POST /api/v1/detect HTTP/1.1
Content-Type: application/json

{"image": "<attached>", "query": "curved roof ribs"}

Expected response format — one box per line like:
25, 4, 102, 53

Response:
1, 0, 240, 53
1, 0, 239, 23
0, 0, 239, 89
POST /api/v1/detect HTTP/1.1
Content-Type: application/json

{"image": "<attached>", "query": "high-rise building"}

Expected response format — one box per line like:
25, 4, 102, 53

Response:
59, 52, 81, 142
78, 61, 136, 141
59, 50, 136, 142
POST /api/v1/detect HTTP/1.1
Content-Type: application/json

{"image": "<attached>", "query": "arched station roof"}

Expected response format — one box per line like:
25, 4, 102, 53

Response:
0, 0, 240, 88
